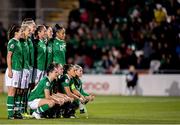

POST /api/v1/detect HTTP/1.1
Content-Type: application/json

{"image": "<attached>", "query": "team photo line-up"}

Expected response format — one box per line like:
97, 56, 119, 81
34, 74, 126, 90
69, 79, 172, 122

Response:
5, 18, 95, 119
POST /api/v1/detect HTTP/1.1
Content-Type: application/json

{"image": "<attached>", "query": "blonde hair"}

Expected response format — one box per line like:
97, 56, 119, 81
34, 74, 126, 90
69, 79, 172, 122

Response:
21, 24, 30, 31
74, 64, 82, 70
21, 18, 35, 26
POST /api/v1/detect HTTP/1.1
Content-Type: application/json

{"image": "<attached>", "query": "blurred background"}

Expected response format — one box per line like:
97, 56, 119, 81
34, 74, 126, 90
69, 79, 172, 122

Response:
0, 0, 180, 96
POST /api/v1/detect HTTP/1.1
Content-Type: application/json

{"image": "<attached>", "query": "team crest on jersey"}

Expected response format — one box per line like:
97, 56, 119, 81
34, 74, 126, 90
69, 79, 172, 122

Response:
46, 82, 50, 86
48, 47, 52, 53
25, 42, 28, 46
10, 44, 15, 49
59, 44, 66, 51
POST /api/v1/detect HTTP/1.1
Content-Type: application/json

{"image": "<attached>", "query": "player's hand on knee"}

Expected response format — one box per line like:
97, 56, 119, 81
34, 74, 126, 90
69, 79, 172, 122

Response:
79, 97, 84, 103
81, 95, 86, 101
79, 96, 86, 104
63, 97, 69, 102
85, 96, 90, 102
69, 97, 74, 103
48, 100, 55, 107
58, 98, 64, 106
90, 95, 95, 101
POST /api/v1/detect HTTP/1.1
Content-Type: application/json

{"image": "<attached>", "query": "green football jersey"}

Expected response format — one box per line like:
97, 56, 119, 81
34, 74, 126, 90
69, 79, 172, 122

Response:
28, 38, 34, 67
49, 80, 55, 94
28, 76, 51, 101
46, 39, 53, 69
56, 74, 71, 94
20, 39, 30, 69
73, 77, 89, 96
34, 39, 47, 70
7, 38, 23, 71
53, 38, 66, 65
69, 78, 76, 91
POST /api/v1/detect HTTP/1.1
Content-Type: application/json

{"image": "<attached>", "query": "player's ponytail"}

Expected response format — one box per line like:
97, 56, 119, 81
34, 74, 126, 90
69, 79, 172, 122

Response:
53, 24, 64, 38
46, 63, 56, 76
8, 24, 21, 40
34, 25, 45, 39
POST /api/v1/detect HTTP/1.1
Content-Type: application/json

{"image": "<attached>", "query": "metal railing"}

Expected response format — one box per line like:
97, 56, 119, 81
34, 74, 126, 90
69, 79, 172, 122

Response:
0, 8, 65, 28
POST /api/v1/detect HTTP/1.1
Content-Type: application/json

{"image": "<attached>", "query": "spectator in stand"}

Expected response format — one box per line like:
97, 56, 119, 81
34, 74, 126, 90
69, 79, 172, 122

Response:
154, 4, 168, 24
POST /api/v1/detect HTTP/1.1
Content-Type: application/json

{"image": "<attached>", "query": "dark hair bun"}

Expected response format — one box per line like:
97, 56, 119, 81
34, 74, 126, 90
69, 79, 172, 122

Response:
63, 64, 74, 74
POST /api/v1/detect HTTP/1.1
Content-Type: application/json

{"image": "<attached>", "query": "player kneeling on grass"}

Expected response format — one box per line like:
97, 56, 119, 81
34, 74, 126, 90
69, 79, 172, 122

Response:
28, 63, 64, 119
54, 64, 86, 118
41, 63, 73, 118
73, 65, 95, 115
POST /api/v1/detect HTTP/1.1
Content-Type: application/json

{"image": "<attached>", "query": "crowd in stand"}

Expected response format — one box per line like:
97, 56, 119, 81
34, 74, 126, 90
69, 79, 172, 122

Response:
0, 0, 180, 74
66, 0, 180, 73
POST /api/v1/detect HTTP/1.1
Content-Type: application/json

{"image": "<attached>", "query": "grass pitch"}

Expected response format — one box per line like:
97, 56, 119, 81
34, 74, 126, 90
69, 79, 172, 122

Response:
0, 94, 180, 124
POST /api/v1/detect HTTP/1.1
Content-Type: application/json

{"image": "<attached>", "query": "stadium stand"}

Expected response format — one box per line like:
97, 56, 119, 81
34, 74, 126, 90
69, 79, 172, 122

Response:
65, 0, 180, 74
0, 0, 180, 74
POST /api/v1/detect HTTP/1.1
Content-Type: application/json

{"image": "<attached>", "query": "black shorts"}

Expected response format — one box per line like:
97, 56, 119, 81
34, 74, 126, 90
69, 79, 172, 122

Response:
127, 82, 137, 88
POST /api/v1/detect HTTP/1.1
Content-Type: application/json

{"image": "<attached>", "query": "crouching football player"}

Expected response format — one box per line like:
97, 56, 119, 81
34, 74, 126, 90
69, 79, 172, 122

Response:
41, 63, 73, 118
28, 63, 64, 119
53, 64, 86, 118
73, 65, 95, 115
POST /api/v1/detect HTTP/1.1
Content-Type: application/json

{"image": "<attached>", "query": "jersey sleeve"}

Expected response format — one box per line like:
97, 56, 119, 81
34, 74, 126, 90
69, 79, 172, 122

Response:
62, 78, 69, 87
80, 89, 89, 96
44, 81, 51, 90
79, 80, 89, 96
7, 40, 16, 52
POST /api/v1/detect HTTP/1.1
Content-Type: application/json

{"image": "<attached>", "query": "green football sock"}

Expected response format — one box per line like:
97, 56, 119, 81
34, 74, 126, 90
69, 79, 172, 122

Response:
7, 96, 14, 117
36, 104, 49, 114
21, 96, 25, 113
15, 95, 21, 114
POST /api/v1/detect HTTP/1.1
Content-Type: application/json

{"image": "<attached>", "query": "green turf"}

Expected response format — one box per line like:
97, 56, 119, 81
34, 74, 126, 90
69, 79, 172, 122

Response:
0, 94, 180, 124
